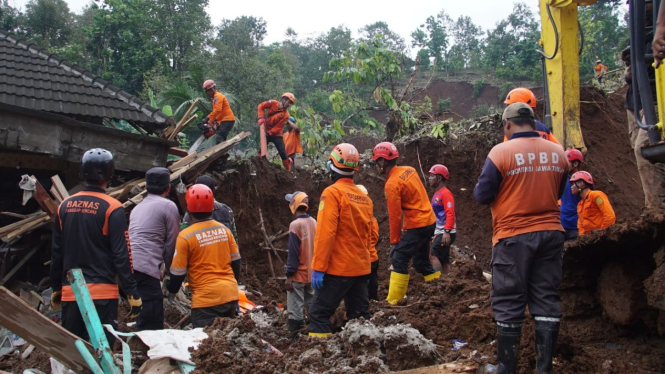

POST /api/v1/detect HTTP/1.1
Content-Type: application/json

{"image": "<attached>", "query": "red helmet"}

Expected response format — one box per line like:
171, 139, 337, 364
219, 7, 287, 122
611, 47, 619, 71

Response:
328, 143, 360, 172
372, 142, 399, 161
281, 92, 295, 104
186, 184, 214, 213
202, 80, 216, 91
428, 164, 449, 179
504, 87, 537, 109
566, 149, 584, 163
570, 171, 594, 186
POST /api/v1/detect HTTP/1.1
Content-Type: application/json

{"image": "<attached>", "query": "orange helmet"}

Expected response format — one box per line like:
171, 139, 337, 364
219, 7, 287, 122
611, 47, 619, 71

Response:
186, 184, 214, 213
202, 79, 216, 91
504, 88, 537, 109
570, 171, 594, 186
281, 92, 295, 104
428, 164, 450, 179
327, 143, 360, 174
372, 142, 399, 161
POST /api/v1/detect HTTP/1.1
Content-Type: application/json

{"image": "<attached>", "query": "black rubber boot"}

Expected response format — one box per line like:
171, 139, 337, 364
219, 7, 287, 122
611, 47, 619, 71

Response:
288, 319, 304, 339
496, 322, 522, 374
534, 319, 560, 374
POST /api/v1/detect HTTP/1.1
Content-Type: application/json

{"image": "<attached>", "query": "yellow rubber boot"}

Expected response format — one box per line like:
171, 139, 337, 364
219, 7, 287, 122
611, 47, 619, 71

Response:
424, 271, 441, 282
386, 272, 410, 305
308, 332, 331, 338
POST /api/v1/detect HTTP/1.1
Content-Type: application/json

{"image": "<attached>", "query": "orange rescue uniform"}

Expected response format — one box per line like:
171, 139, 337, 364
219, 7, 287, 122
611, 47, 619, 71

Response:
594, 63, 608, 77
257, 100, 290, 136
577, 190, 616, 235
284, 127, 303, 156
385, 166, 436, 244
312, 179, 374, 276
208, 91, 235, 124
170, 220, 240, 308
369, 217, 379, 262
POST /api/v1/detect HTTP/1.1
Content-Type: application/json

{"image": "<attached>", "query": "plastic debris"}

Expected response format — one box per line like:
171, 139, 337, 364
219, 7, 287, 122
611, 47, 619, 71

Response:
452, 339, 468, 351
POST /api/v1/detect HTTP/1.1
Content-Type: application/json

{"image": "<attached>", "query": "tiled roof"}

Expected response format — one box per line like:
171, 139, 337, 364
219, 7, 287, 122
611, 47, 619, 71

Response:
0, 30, 174, 133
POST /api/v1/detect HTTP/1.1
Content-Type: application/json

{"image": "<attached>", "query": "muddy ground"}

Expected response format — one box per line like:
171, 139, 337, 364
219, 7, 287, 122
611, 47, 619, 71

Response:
3, 85, 664, 373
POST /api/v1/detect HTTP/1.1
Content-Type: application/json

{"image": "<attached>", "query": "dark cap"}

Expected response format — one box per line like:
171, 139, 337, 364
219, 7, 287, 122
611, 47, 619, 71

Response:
195, 175, 215, 191
145, 167, 170, 191
502, 103, 534, 121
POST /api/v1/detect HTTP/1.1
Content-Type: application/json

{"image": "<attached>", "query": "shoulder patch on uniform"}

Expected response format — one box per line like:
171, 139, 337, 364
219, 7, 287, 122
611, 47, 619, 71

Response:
447, 202, 452, 208
595, 197, 604, 205
319, 201, 324, 211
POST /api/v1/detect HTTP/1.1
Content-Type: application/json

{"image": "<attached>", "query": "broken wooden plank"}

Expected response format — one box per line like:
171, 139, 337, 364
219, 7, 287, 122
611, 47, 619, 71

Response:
50, 175, 70, 199
0, 212, 28, 219
168, 151, 198, 172
2, 215, 51, 242
167, 114, 198, 142
19, 289, 43, 310
50, 186, 63, 205
0, 244, 43, 286
30, 175, 57, 219
168, 147, 189, 157
162, 100, 199, 140
20, 344, 35, 360
0, 213, 46, 238
0, 287, 95, 373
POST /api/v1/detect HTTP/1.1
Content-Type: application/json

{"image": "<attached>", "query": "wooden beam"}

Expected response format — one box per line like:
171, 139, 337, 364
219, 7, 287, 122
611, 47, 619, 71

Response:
50, 186, 63, 204
30, 176, 57, 219
2, 215, 50, 242
0, 212, 28, 219
167, 114, 198, 141
0, 214, 45, 237
0, 287, 95, 373
50, 175, 70, 199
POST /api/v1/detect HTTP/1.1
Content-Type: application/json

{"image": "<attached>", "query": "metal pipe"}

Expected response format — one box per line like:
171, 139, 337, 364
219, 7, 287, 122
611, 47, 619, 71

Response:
75, 340, 105, 374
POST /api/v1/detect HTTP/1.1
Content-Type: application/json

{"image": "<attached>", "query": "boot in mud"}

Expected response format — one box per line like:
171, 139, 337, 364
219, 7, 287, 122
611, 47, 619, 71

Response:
534, 318, 560, 374
288, 319, 304, 340
496, 322, 522, 374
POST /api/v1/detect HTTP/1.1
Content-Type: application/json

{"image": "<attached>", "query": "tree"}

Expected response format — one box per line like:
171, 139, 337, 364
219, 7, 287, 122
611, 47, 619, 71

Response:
447, 16, 483, 70
359, 21, 406, 55
578, 1, 628, 79
0, 0, 23, 34
411, 10, 451, 69
24, 0, 72, 48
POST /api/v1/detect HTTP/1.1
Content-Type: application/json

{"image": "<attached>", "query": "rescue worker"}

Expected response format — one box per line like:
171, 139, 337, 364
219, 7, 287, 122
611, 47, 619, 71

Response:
182, 175, 238, 243
257, 93, 296, 170
128, 167, 180, 330
503, 88, 561, 146
560, 150, 584, 241
356, 184, 380, 301
166, 184, 241, 328
570, 171, 616, 235
372, 142, 440, 306
308, 143, 373, 337
51, 148, 142, 342
427, 164, 456, 276
202, 79, 235, 144
594, 60, 608, 84
283, 116, 303, 171
474, 103, 569, 374
284, 191, 317, 338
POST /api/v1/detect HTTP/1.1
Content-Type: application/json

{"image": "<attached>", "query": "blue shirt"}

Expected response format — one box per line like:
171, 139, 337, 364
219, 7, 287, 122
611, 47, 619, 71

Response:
559, 175, 581, 230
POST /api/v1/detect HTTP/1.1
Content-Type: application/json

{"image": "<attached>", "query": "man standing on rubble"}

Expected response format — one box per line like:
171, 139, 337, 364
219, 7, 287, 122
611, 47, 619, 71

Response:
50, 148, 142, 341
284, 191, 316, 338
257, 93, 296, 170
202, 79, 235, 144
167, 184, 241, 328
372, 142, 440, 306
308, 143, 374, 337
474, 103, 568, 374
128, 167, 180, 330
427, 164, 456, 275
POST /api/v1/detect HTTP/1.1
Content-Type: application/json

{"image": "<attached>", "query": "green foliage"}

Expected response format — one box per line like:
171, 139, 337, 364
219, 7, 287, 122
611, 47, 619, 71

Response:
415, 96, 432, 115
24, 0, 72, 48
358, 21, 406, 55
437, 98, 451, 112
498, 83, 512, 102
472, 79, 485, 98
470, 104, 501, 118
578, 2, 628, 80
411, 10, 451, 69
431, 122, 449, 139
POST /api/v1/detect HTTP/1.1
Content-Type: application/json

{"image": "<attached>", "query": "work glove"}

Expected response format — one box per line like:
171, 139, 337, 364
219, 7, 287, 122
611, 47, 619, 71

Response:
127, 294, 143, 320
50, 290, 62, 312
258, 118, 266, 126
284, 277, 294, 292
311, 270, 325, 290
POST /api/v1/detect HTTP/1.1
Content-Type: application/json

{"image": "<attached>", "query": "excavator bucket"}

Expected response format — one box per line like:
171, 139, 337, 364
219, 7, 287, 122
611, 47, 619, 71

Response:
641, 143, 665, 163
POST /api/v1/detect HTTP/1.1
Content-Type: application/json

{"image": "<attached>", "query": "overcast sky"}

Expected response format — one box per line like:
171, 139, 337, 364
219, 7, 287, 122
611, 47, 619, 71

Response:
9, 0, 542, 46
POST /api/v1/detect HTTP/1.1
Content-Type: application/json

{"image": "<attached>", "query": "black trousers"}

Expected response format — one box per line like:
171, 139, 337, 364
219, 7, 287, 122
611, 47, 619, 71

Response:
368, 261, 379, 301
215, 121, 235, 144
564, 229, 579, 242
308, 274, 369, 334
266, 135, 288, 160
191, 300, 238, 328
62, 299, 118, 344
431, 232, 457, 265
490, 230, 565, 323
391, 224, 436, 275
134, 271, 164, 331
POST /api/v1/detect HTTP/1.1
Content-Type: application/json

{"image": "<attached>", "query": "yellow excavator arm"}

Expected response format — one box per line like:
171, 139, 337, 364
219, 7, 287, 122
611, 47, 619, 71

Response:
538, 0, 597, 152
